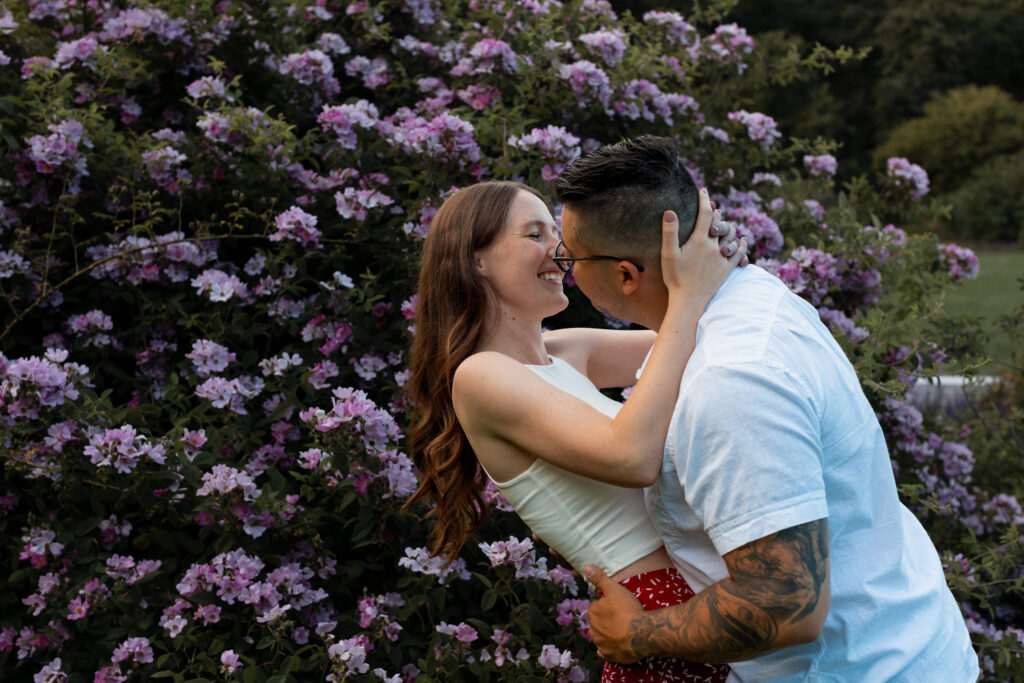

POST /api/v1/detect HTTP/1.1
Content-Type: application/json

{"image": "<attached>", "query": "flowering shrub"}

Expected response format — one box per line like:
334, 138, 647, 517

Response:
0, 1, 1021, 681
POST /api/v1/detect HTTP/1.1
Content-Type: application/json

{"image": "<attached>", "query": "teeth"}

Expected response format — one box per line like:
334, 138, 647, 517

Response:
538, 273, 562, 282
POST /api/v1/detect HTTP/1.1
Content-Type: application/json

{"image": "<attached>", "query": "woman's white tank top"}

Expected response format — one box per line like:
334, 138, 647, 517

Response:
482, 356, 664, 576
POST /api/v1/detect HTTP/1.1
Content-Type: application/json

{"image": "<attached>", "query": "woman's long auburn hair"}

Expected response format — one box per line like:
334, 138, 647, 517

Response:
405, 180, 547, 562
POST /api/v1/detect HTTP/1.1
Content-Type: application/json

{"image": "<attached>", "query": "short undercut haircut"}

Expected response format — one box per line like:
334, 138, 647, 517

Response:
555, 136, 699, 263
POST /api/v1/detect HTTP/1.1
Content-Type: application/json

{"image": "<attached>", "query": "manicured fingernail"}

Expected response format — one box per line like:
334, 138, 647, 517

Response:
664, 211, 676, 223
583, 565, 595, 576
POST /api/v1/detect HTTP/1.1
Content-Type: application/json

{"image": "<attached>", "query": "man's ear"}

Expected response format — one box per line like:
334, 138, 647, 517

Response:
617, 261, 644, 296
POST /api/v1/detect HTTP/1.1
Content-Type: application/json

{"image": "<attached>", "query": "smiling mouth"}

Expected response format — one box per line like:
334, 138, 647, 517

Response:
538, 272, 563, 282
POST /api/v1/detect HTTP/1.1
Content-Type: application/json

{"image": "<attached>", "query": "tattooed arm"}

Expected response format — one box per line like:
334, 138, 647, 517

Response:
585, 518, 830, 664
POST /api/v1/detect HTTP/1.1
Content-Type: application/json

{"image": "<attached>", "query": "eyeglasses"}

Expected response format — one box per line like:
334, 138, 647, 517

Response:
552, 240, 645, 275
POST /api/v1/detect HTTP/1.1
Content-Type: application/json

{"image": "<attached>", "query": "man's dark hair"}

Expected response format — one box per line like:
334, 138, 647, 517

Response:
555, 136, 698, 263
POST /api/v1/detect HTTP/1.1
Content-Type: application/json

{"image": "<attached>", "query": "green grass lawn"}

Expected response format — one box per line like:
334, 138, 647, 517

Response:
941, 248, 1024, 370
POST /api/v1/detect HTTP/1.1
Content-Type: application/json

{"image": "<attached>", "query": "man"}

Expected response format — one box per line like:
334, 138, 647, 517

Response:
554, 136, 978, 680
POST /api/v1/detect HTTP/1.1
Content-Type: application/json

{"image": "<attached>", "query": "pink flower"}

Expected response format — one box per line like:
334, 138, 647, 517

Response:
67, 597, 89, 621
803, 154, 838, 178
886, 157, 930, 199
270, 207, 322, 247
220, 650, 241, 674
111, 636, 153, 665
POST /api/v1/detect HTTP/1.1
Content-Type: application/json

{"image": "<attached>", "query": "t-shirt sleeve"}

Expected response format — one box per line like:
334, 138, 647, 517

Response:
672, 361, 828, 556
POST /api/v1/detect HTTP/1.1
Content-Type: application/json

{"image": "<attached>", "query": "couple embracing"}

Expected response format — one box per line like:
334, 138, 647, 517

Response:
406, 136, 978, 681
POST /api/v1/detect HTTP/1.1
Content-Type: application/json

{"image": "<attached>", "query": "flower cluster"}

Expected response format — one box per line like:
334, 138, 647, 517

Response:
613, 80, 698, 127
803, 154, 838, 178
277, 49, 340, 97
643, 11, 698, 46
1, 349, 89, 420
558, 60, 613, 112
727, 110, 782, 149
579, 30, 628, 66
317, 100, 379, 150
886, 157, 930, 199
508, 126, 582, 181
699, 23, 755, 71
938, 243, 980, 281
84, 425, 167, 473
65, 310, 117, 348
383, 111, 482, 167
24, 119, 92, 193
270, 207, 322, 248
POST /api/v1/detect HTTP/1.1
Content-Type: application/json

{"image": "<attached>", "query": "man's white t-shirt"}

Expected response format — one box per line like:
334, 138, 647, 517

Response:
643, 265, 978, 681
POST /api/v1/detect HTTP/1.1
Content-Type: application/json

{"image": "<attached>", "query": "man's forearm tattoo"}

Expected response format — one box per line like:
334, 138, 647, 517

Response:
629, 518, 830, 663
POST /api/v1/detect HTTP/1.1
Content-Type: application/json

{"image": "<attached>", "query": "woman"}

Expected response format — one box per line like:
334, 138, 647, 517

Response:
406, 180, 742, 682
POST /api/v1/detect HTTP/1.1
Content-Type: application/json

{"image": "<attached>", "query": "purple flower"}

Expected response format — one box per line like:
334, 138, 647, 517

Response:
190, 269, 248, 302
398, 0, 440, 25
197, 464, 259, 501
21, 56, 54, 79
383, 111, 482, 166
196, 604, 221, 625
0, 249, 30, 279
479, 536, 552, 579
25, 119, 91, 191
752, 172, 782, 186
398, 547, 470, 583
220, 649, 241, 674
345, 55, 390, 89
334, 187, 395, 221
317, 100, 379, 149
111, 636, 153, 665
84, 425, 167, 473
317, 32, 351, 55
259, 352, 303, 377
65, 309, 117, 348
436, 621, 478, 643
579, 30, 628, 66
2, 351, 89, 419
450, 38, 519, 75
886, 157, 930, 199
100, 8, 189, 44
613, 80, 698, 127
728, 110, 782, 149
0, 9, 18, 34
186, 339, 236, 377
195, 375, 263, 414
270, 207, 322, 247
537, 644, 572, 670
278, 49, 340, 96
937, 243, 979, 280
32, 657, 65, 683
396, 35, 438, 57
186, 76, 229, 100
643, 10, 698, 46
456, 84, 500, 110
54, 35, 104, 69
700, 23, 754, 71
327, 635, 370, 675
141, 147, 191, 194
557, 60, 612, 112
803, 154, 838, 178
66, 597, 89, 621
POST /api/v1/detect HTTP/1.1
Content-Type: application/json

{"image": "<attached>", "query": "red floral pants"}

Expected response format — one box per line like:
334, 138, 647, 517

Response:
601, 567, 730, 683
